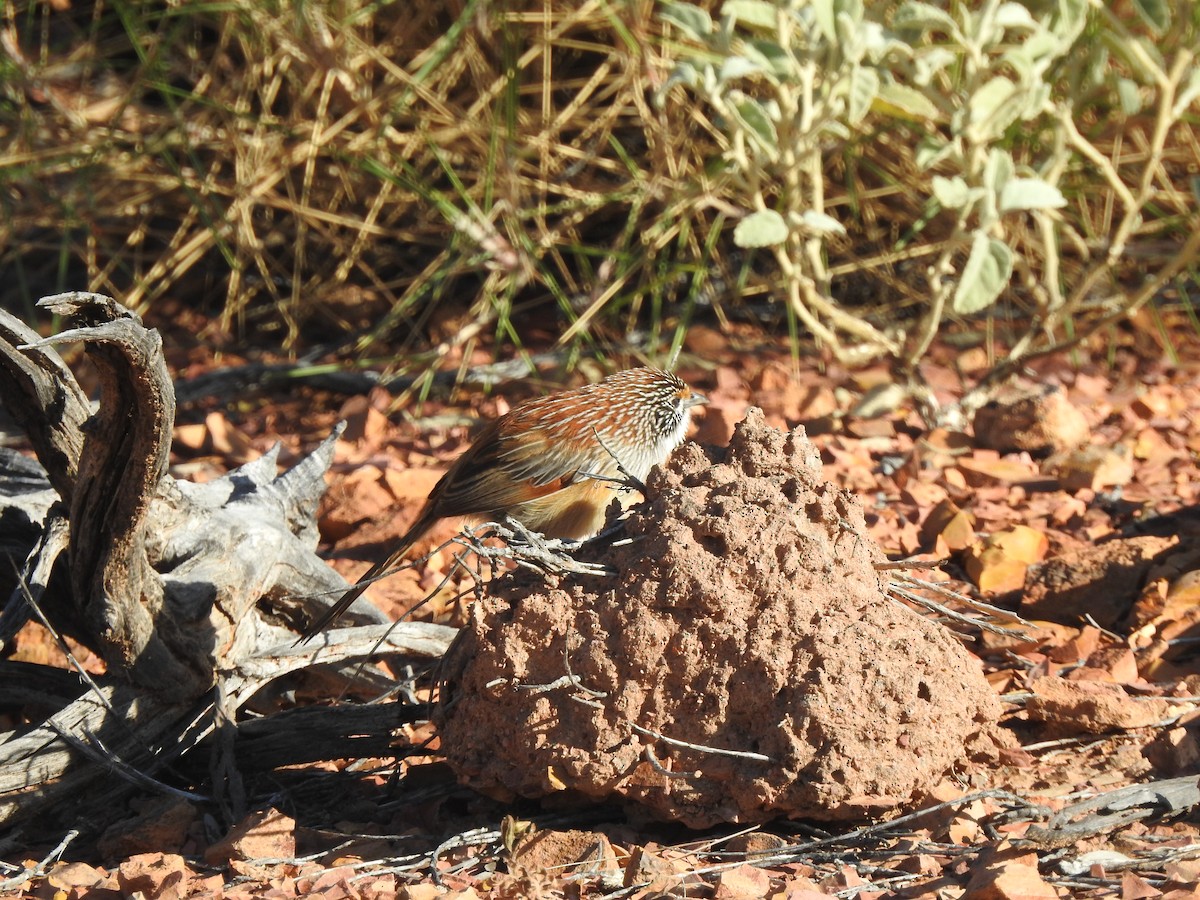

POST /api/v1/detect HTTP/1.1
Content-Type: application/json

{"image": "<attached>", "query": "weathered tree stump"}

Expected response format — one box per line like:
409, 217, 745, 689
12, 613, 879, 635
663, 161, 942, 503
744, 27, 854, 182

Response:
0, 293, 454, 832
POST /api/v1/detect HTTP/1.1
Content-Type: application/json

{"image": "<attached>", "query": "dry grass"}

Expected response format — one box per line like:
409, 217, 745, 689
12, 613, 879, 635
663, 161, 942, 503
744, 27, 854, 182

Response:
0, 1, 725, 367
1, 0, 1197, 388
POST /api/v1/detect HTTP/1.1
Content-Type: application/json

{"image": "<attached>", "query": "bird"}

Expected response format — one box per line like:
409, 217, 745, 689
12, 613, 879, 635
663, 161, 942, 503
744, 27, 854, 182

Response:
299, 366, 708, 640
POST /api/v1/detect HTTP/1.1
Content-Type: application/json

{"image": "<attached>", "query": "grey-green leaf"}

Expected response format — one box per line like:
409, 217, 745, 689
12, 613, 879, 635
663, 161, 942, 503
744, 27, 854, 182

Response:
719, 55, 762, 83
659, 2, 714, 40
914, 47, 958, 86
994, 2, 1037, 30
894, 1, 959, 35
932, 175, 971, 210
731, 96, 779, 153
1172, 69, 1200, 119
877, 82, 940, 119
837, 0, 865, 28
953, 234, 1013, 314
999, 177, 1067, 211
916, 135, 956, 170
967, 76, 1019, 140
801, 210, 846, 235
746, 39, 793, 79
1049, 0, 1087, 42
984, 149, 1014, 196
812, 0, 838, 42
981, 149, 1014, 225
722, 0, 778, 30
1116, 78, 1143, 116
847, 65, 880, 124
734, 210, 790, 247
1132, 0, 1171, 34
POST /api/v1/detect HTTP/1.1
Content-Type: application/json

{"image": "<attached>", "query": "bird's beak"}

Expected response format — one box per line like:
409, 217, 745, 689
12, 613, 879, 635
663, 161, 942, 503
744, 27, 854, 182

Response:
686, 392, 709, 408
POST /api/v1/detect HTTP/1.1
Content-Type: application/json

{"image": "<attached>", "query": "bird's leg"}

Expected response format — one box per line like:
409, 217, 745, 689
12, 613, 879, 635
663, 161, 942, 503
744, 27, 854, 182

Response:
465, 518, 612, 577
499, 514, 575, 553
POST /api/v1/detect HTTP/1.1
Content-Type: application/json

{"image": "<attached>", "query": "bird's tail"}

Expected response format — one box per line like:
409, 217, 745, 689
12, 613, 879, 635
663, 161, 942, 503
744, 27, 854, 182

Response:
296, 507, 434, 643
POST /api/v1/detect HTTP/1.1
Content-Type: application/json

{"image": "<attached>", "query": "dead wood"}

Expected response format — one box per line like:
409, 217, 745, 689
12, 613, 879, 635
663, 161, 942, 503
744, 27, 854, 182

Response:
0, 670, 196, 827
0, 449, 60, 638
37, 293, 198, 696
0, 305, 89, 501
0, 293, 455, 833
1025, 775, 1200, 847
226, 701, 435, 771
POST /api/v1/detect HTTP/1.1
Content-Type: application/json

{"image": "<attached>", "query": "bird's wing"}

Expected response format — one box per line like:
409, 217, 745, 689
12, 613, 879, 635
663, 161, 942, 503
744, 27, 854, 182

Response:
497, 419, 619, 487
431, 419, 607, 515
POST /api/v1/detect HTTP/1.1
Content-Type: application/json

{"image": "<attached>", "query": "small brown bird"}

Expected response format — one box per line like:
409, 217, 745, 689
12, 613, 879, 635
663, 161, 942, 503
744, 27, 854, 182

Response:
300, 366, 707, 640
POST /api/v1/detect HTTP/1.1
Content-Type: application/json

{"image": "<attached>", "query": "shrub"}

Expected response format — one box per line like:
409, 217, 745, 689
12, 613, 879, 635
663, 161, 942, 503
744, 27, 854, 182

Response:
657, 0, 1200, 420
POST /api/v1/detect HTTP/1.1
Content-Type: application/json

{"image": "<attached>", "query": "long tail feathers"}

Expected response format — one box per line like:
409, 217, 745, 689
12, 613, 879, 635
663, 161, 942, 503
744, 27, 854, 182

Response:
296, 511, 433, 643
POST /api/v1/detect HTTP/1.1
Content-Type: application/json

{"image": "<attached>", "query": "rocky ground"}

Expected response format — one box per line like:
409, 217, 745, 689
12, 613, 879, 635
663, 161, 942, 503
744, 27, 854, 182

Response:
5, 318, 1200, 898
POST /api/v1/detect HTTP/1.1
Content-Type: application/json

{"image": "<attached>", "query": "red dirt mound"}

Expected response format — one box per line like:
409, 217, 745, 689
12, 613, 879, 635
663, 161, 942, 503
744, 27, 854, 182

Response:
437, 410, 1000, 826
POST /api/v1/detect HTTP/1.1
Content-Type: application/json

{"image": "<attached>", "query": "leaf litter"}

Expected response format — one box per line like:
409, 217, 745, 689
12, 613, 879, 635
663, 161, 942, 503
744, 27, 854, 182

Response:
8, 330, 1200, 898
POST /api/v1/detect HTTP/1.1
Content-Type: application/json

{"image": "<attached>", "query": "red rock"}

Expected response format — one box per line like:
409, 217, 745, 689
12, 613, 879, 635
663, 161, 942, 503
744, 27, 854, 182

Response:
47, 861, 115, 896
117, 853, 190, 900
1027, 678, 1172, 733
692, 401, 747, 446
1143, 724, 1200, 776
963, 847, 1058, 900
1022, 535, 1178, 626
1121, 870, 1162, 899
713, 863, 773, 899
204, 807, 296, 865
510, 829, 620, 878
974, 386, 1089, 455
1053, 445, 1135, 492
98, 797, 198, 859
